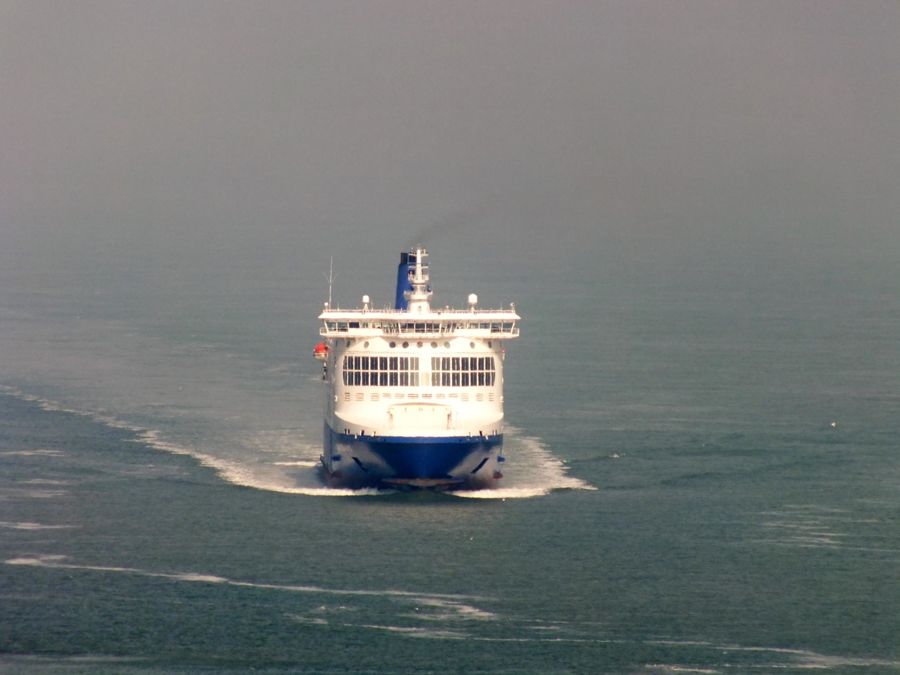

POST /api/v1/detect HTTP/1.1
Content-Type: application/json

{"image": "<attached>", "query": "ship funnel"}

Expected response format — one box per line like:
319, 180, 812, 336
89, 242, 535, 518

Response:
394, 251, 416, 310
394, 248, 432, 312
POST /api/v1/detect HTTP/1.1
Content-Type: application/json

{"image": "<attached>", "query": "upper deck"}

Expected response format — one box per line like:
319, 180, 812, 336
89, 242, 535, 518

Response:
318, 307, 520, 339
319, 246, 519, 340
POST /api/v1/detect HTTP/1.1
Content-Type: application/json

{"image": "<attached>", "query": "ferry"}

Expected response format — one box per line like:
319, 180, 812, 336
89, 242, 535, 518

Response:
315, 247, 520, 489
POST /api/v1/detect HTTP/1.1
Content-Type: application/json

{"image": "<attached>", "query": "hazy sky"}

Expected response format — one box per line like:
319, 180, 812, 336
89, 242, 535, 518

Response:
2, 1, 899, 272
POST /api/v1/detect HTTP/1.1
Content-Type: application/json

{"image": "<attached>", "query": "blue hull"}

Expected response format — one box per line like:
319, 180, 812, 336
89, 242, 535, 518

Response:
322, 424, 503, 488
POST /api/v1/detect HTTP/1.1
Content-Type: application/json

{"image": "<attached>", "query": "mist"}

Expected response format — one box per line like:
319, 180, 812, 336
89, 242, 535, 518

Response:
2, 1, 899, 292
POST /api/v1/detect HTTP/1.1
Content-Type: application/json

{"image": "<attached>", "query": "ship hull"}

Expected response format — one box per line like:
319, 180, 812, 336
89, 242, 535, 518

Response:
322, 423, 503, 489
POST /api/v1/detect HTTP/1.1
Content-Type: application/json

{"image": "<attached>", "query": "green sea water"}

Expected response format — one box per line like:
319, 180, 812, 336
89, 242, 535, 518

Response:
2, 239, 899, 673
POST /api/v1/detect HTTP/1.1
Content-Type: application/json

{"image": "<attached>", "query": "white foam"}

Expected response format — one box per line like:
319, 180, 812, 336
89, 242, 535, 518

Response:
3, 555, 488, 602
18, 479, 71, 485
172, 572, 228, 584
720, 644, 900, 670
755, 503, 882, 552
0, 488, 68, 499
647, 639, 900, 671
406, 596, 497, 622
1, 386, 591, 500
0, 655, 148, 666
790, 653, 900, 669
452, 486, 554, 500
643, 667, 720, 674
5, 554, 68, 565
452, 427, 596, 499
0, 448, 65, 457
0, 388, 369, 497
526, 624, 563, 632
0, 521, 75, 530
465, 635, 600, 643
354, 624, 468, 640
286, 614, 328, 625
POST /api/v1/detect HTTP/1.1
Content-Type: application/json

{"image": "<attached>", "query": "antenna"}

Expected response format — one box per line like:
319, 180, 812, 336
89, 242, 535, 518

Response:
323, 256, 337, 307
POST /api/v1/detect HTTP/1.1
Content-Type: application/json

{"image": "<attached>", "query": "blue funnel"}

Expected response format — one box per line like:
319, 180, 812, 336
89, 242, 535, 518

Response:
394, 251, 416, 310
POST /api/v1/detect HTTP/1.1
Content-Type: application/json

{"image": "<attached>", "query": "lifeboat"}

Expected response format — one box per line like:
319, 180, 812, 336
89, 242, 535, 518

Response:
313, 342, 329, 361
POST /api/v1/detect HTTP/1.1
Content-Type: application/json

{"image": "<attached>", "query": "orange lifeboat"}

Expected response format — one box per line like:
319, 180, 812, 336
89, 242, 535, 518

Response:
313, 342, 329, 361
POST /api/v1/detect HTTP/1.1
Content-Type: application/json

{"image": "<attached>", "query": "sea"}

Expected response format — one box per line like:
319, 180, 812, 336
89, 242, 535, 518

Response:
1, 229, 899, 673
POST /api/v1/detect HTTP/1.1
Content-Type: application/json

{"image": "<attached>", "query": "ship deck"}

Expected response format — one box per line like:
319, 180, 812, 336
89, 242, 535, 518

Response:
319, 309, 520, 339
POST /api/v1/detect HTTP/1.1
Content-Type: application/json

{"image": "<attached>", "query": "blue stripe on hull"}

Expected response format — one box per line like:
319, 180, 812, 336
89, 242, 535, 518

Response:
322, 424, 502, 488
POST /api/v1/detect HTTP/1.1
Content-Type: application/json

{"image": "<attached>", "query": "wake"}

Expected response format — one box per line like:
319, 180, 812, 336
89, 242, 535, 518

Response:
1, 385, 594, 499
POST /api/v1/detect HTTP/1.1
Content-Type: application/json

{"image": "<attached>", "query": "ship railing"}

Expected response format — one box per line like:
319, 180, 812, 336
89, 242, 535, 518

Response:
320, 307, 517, 316
319, 322, 519, 338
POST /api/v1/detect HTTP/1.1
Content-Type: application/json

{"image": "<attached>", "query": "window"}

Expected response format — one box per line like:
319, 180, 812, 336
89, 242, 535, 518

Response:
430, 356, 495, 387
342, 355, 419, 387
